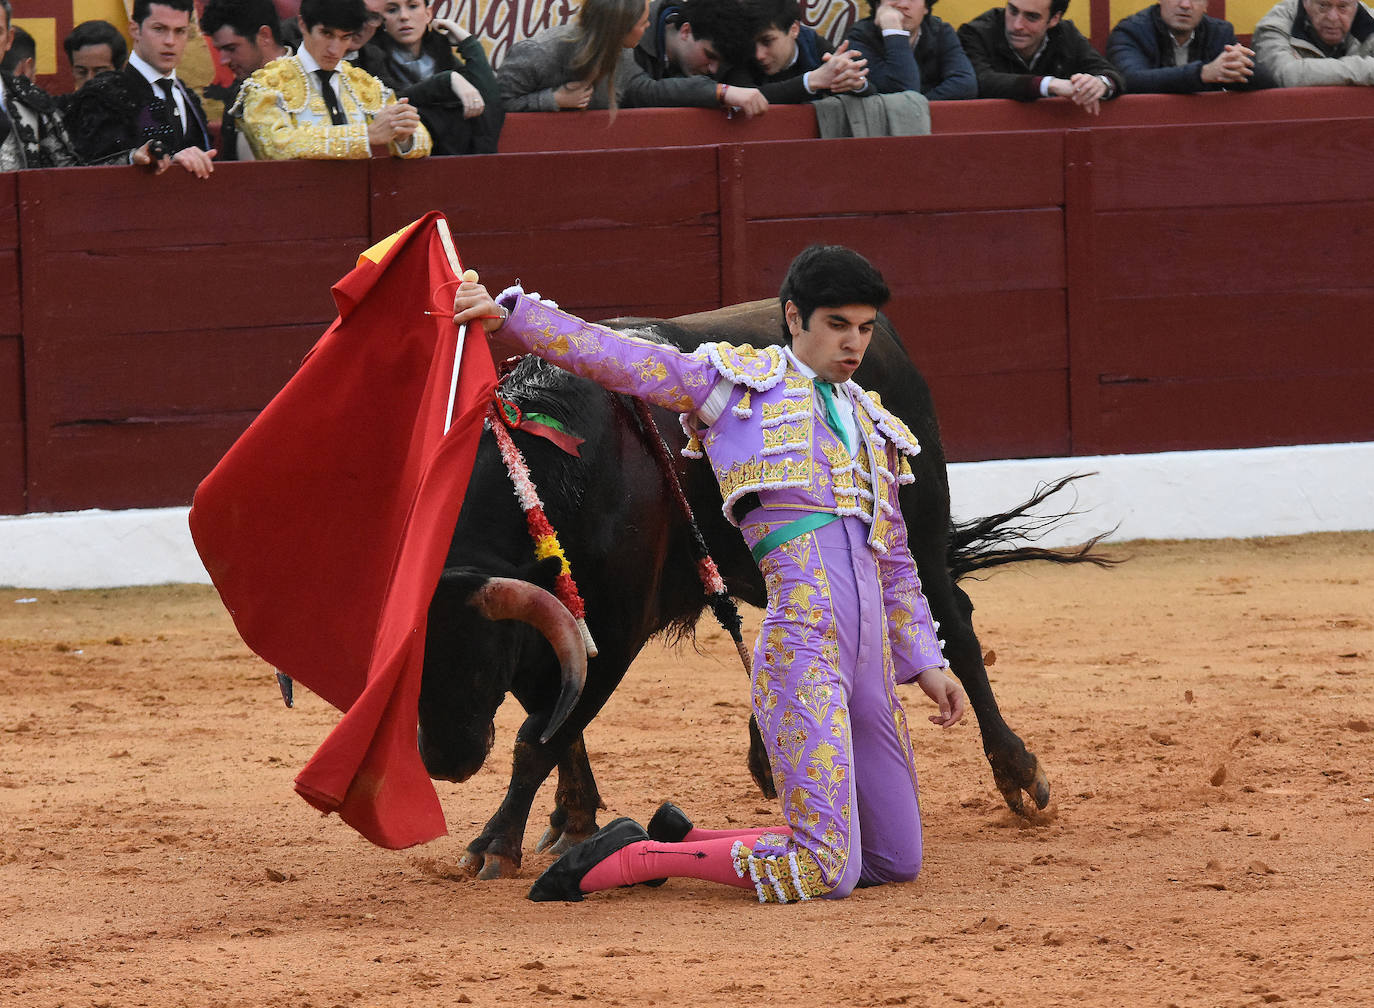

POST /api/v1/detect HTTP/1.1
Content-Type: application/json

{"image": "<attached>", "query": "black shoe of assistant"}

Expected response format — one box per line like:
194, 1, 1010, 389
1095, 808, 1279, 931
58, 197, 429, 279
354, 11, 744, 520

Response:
647, 801, 693, 843
527, 817, 649, 902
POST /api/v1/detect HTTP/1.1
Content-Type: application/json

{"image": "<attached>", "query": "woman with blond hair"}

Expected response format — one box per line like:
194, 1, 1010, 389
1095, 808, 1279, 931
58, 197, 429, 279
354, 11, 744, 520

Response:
497, 0, 767, 116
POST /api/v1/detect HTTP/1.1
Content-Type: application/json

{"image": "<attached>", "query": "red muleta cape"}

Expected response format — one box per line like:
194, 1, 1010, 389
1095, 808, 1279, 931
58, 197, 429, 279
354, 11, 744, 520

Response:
189, 212, 497, 849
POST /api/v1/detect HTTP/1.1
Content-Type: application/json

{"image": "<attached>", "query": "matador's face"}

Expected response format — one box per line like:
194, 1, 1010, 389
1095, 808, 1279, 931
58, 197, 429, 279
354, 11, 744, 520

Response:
786, 301, 877, 384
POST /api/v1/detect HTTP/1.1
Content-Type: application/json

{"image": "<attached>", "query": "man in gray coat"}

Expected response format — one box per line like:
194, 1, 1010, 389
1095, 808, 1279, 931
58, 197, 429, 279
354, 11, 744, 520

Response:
1254, 0, 1374, 85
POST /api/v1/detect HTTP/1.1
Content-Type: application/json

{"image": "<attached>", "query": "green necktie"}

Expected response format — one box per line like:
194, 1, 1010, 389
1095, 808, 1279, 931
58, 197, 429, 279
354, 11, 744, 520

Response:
815, 381, 852, 453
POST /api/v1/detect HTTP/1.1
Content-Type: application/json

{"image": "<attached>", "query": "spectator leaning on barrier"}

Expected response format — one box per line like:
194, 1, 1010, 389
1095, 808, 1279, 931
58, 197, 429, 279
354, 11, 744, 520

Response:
634, 0, 753, 81
1109, 0, 1274, 92
725, 0, 872, 102
202, 0, 292, 161
63, 0, 217, 176
1, 24, 34, 79
0, 0, 79, 168
846, 0, 977, 99
497, 0, 768, 118
359, 0, 503, 155
234, 0, 432, 159
959, 0, 1124, 111
1254, 0, 1374, 85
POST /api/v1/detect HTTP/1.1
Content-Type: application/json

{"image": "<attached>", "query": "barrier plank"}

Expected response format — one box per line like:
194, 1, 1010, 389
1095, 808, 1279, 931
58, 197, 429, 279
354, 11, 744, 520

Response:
28, 418, 260, 513
930, 87, 1374, 135
1092, 202, 1374, 298
734, 133, 1064, 218
929, 369, 1071, 462
371, 150, 724, 318
18, 161, 368, 246
895, 290, 1066, 379
36, 325, 325, 421
732, 210, 1064, 303
1084, 118, 1374, 211
498, 106, 819, 154
1093, 292, 1374, 379
1095, 369, 1374, 454
370, 147, 721, 237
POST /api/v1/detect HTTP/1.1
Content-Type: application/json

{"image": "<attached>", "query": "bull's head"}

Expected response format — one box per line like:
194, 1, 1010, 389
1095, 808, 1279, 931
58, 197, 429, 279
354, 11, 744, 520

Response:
418, 560, 586, 782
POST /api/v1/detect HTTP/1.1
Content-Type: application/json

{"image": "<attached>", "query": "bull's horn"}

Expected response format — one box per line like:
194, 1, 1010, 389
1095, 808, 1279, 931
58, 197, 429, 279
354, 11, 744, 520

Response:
467, 577, 587, 744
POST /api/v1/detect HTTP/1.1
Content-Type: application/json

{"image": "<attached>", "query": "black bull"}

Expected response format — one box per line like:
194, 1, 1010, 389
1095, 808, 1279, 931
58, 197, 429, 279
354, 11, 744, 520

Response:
419, 300, 1092, 880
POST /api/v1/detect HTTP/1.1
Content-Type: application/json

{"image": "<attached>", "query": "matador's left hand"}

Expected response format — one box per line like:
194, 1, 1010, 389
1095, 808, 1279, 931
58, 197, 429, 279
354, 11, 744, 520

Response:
917, 667, 967, 728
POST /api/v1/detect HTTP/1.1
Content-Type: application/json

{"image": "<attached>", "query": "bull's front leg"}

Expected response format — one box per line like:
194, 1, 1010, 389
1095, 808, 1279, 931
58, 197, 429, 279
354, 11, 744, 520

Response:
534, 733, 605, 855
458, 718, 559, 880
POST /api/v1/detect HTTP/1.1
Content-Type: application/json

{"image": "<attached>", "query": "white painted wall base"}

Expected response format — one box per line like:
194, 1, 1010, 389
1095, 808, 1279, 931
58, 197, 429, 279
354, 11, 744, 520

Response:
2, 442, 1371, 590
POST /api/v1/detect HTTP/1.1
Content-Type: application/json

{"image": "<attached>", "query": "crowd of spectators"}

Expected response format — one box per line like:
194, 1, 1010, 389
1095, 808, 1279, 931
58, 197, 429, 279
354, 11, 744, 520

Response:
1, 0, 1371, 171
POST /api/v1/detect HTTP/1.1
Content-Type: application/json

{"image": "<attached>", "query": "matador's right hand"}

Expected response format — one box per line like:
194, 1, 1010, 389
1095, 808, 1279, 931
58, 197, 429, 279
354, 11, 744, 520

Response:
453, 271, 508, 333
917, 666, 967, 728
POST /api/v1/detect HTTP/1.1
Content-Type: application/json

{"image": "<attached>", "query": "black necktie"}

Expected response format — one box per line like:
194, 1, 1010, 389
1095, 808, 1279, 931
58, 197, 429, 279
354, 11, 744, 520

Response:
315, 69, 347, 125
156, 78, 184, 146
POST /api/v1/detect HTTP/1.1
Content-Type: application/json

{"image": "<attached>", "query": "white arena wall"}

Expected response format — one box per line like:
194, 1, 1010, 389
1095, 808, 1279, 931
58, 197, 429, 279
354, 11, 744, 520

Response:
2, 442, 1371, 591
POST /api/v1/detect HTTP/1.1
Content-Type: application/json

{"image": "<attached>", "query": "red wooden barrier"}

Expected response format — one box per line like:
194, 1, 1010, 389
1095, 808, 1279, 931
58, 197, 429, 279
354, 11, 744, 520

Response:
370, 147, 725, 320
3, 94, 1374, 514
1065, 118, 1374, 456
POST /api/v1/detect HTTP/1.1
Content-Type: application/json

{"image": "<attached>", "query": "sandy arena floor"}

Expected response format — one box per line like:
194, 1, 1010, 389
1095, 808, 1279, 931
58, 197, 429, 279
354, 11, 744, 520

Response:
2, 532, 1372, 1008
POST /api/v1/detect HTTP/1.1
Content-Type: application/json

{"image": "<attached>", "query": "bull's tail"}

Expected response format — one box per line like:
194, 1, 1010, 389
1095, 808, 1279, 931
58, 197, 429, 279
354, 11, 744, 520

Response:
948, 473, 1120, 581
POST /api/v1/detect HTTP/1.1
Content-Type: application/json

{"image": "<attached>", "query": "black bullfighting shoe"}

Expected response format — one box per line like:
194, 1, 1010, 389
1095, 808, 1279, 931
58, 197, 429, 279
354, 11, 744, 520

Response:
527, 817, 649, 902
646, 801, 693, 843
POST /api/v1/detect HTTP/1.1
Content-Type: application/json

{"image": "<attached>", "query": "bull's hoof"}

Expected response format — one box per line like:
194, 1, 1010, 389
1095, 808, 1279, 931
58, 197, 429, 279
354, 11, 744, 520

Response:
536, 821, 597, 854
993, 757, 1051, 818
458, 848, 520, 880
477, 853, 518, 880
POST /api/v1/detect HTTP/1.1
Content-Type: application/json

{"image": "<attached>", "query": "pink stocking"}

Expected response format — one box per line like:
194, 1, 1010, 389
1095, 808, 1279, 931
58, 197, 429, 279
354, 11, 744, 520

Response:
579, 833, 779, 894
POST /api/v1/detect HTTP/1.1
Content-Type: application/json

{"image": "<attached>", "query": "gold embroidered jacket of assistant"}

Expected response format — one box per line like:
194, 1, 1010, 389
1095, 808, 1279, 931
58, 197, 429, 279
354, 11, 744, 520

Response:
233, 55, 432, 160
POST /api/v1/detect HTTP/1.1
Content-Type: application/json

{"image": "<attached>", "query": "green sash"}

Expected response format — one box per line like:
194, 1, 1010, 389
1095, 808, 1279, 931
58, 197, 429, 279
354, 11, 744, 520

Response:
750, 511, 840, 565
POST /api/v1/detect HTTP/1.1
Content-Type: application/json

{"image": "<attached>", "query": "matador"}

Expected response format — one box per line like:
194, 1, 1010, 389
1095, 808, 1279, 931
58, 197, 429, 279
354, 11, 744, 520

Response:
453, 245, 967, 904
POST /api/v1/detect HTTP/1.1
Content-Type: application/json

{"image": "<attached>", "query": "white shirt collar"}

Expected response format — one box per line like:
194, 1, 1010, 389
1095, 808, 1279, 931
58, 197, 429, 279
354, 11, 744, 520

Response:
785, 346, 848, 391
786, 347, 857, 446
128, 51, 178, 87
784, 345, 817, 380
297, 46, 327, 77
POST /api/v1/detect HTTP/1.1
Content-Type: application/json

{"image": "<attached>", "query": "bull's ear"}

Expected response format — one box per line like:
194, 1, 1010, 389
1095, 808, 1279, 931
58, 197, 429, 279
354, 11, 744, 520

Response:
435, 566, 489, 601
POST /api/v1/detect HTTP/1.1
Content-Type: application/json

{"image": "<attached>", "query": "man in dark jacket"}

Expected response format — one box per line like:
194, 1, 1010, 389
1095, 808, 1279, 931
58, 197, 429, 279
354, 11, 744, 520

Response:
634, 0, 754, 81
201, 0, 291, 161
1108, 0, 1273, 91
847, 0, 977, 99
0, 1, 79, 169
63, 0, 216, 175
958, 0, 1124, 111
727, 0, 871, 103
